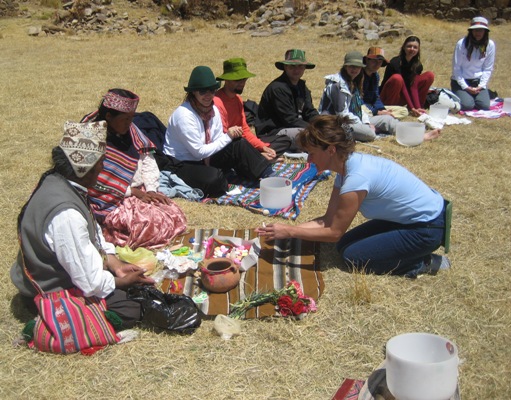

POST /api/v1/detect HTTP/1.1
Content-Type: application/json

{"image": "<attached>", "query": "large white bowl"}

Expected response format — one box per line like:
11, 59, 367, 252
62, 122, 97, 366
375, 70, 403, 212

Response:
386, 332, 459, 400
430, 104, 449, 121
259, 177, 292, 210
396, 122, 425, 147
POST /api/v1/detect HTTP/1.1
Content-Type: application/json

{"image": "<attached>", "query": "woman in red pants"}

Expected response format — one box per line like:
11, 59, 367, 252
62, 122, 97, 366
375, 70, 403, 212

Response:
380, 36, 435, 117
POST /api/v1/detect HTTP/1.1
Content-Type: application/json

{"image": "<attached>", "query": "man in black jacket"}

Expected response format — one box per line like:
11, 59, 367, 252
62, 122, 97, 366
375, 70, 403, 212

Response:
255, 49, 319, 152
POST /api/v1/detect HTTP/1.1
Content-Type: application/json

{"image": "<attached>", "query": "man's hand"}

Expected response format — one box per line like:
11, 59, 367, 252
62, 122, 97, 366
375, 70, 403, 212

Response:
227, 126, 243, 139
115, 269, 155, 290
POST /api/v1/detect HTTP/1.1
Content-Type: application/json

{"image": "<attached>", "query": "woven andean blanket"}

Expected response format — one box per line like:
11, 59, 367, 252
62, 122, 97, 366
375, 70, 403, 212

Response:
201, 162, 330, 220
161, 228, 324, 318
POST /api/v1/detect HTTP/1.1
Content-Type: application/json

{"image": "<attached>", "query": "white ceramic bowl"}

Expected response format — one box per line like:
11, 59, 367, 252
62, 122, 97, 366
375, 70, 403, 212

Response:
503, 98, 511, 114
429, 104, 449, 121
259, 177, 292, 210
386, 332, 459, 400
396, 122, 425, 147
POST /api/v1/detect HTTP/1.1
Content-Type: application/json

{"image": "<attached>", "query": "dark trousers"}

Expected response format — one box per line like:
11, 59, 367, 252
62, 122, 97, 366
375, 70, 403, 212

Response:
337, 205, 446, 276
156, 138, 270, 198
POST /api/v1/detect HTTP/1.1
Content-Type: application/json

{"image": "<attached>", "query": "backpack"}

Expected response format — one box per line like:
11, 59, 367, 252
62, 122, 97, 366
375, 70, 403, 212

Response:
426, 88, 461, 113
243, 99, 259, 127
133, 111, 167, 152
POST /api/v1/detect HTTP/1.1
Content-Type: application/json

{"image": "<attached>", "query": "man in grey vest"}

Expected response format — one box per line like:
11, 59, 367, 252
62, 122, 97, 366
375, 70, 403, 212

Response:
11, 121, 154, 328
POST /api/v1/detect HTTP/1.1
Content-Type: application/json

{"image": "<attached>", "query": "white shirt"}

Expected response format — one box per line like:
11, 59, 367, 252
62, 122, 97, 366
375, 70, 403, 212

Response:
163, 101, 232, 161
451, 38, 496, 89
45, 182, 116, 298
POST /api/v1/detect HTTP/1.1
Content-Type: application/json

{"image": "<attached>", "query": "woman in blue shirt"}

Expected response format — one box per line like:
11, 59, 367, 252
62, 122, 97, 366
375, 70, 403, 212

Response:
257, 115, 450, 278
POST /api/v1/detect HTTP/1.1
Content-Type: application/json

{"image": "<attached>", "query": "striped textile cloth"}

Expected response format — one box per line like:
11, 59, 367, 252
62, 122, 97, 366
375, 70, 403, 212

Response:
330, 379, 365, 400
82, 111, 157, 219
161, 228, 324, 318
201, 162, 331, 220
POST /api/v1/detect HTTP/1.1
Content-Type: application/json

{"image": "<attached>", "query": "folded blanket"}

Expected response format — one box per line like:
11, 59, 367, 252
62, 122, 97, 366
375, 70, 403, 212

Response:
202, 162, 331, 220
460, 98, 509, 119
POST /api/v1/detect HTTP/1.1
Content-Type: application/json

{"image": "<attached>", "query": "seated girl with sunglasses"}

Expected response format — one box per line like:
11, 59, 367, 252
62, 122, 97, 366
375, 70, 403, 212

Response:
162, 66, 273, 197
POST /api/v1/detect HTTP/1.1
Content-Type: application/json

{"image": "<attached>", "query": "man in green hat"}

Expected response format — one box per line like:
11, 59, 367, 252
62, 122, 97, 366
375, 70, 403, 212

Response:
255, 49, 319, 152
163, 65, 273, 197
214, 58, 291, 160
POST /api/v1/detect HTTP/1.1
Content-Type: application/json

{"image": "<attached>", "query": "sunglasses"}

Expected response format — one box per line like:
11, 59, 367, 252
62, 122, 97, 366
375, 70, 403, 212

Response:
198, 88, 217, 95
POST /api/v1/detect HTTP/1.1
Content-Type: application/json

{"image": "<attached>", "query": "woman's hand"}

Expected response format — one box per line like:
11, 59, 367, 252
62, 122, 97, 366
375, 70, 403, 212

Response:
377, 109, 395, 117
261, 146, 277, 160
467, 86, 481, 95
227, 126, 243, 139
255, 223, 291, 240
132, 188, 172, 205
410, 108, 426, 117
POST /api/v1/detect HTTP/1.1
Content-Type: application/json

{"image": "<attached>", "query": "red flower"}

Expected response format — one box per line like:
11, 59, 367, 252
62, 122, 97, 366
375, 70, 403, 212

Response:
292, 300, 307, 315
277, 295, 294, 317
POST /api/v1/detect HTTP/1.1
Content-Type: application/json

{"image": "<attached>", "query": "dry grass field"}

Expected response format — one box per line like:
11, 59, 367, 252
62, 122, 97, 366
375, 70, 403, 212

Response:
0, 4, 510, 399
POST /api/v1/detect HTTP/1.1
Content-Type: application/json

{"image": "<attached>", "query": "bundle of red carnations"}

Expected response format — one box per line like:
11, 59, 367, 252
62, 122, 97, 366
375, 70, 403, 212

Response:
229, 280, 317, 319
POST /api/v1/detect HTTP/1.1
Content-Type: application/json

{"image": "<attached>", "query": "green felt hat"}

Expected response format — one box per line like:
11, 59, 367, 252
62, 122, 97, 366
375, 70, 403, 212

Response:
216, 58, 256, 81
275, 49, 315, 70
184, 66, 220, 92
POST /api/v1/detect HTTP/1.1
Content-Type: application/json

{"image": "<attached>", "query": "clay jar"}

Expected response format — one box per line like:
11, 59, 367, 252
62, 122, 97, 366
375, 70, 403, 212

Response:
200, 257, 240, 293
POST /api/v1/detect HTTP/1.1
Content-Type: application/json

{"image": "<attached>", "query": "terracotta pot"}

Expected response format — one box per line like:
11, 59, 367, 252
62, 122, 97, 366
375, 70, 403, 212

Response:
200, 257, 240, 293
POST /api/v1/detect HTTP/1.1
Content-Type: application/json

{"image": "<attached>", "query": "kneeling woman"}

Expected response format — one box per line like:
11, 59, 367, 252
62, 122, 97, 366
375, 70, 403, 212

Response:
257, 115, 450, 277
82, 89, 187, 249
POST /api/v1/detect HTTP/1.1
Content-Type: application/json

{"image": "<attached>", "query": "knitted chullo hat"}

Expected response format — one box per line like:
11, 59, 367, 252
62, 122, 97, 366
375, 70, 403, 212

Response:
59, 121, 107, 178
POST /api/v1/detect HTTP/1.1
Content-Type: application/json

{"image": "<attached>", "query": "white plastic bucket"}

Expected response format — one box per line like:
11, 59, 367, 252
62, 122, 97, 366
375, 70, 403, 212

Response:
259, 177, 292, 210
395, 122, 425, 147
503, 98, 511, 114
429, 104, 449, 121
386, 332, 459, 400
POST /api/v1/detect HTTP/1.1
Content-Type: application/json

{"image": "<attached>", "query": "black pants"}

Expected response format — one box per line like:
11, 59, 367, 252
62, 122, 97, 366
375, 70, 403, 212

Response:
156, 138, 270, 198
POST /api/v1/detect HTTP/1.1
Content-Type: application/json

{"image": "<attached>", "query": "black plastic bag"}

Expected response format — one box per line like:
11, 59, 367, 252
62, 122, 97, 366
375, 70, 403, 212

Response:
127, 285, 202, 333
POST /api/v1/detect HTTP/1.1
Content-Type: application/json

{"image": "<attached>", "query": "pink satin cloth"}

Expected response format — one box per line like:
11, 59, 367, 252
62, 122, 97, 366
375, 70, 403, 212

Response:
102, 196, 187, 249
